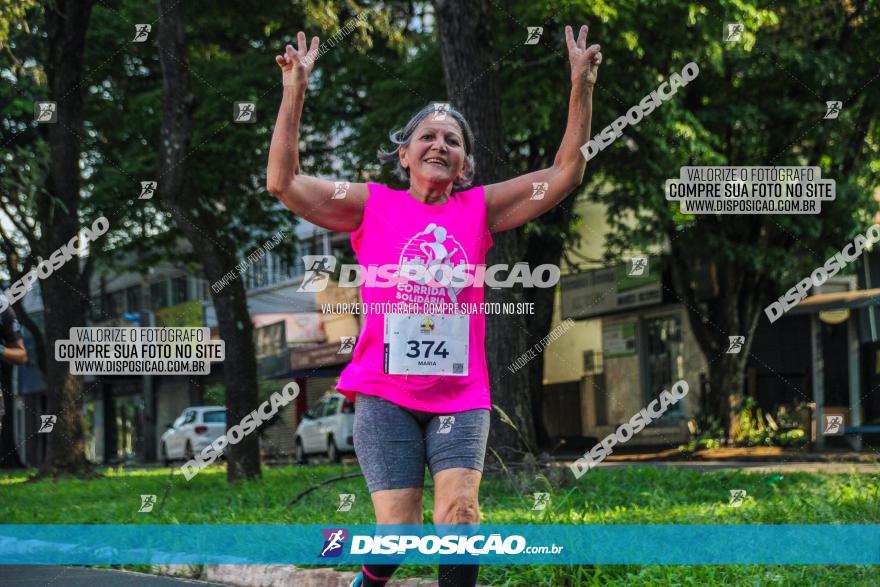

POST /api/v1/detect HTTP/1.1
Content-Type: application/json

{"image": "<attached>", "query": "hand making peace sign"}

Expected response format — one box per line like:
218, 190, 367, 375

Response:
566, 25, 602, 87
275, 31, 320, 88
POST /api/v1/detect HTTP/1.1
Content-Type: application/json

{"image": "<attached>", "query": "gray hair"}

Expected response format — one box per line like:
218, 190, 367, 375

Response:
377, 103, 476, 191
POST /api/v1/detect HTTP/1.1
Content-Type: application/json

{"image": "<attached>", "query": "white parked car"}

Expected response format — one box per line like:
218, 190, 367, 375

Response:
160, 406, 226, 465
294, 392, 354, 464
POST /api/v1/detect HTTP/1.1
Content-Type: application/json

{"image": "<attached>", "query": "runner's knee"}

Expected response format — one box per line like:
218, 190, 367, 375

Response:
434, 492, 480, 524
373, 489, 423, 524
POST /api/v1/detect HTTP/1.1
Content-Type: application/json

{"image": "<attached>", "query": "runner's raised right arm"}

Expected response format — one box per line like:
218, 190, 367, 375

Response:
266, 31, 367, 233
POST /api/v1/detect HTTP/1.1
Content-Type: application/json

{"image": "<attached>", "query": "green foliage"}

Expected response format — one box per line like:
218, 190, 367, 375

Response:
204, 377, 288, 405
577, 0, 880, 282
0, 2, 51, 279
735, 397, 808, 447
2, 465, 878, 585
0, 0, 39, 48
680, 416, 725, 453
4, 1, 879, 287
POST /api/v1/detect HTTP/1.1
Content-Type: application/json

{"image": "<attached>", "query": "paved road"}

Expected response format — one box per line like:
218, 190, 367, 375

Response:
0, 566, 226, 586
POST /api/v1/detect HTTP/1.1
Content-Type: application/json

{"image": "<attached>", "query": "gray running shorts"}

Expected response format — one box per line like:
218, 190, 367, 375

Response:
353, 392, 490, 492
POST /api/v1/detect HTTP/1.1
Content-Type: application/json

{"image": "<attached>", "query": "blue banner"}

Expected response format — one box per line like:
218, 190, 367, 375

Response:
0, 524, 877, 565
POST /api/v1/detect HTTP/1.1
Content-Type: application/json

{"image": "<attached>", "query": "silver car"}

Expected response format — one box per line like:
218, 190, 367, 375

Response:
294, 392, 355, 464
160, 406, 226, 464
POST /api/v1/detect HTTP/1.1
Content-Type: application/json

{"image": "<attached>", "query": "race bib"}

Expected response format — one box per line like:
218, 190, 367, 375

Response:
384, 313, 469, 376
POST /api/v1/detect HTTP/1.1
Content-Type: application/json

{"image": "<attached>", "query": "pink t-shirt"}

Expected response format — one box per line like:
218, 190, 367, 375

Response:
335, 182, 494, 413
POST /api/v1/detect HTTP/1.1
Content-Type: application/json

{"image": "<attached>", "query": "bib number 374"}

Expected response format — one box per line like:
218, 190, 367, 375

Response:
384, 313, 469, 376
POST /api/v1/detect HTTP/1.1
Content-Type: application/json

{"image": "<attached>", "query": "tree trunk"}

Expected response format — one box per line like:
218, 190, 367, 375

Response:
35, 0, 96, 478
0, 363, 24, 468
669, 237, 768, 441
708, 352, 749, 439
433, 0, 537, 462
158, 0, 261, 482
524, 204, 574, 451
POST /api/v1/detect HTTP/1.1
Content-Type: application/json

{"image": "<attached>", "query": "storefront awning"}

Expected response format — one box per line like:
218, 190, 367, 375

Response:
789, 288, 880, 314
260, 341, 353, 379
268, 367, 345, 379
288, 341, 352, 371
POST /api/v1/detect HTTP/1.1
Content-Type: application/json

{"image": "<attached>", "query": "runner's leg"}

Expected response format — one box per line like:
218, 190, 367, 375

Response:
353, 393, 427, 586
426, 408, 489, 587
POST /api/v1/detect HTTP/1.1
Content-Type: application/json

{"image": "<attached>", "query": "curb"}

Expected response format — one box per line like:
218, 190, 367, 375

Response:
551, 448, 880, 464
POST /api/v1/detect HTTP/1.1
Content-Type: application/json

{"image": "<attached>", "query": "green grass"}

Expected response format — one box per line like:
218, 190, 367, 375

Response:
1, 463, 878, 586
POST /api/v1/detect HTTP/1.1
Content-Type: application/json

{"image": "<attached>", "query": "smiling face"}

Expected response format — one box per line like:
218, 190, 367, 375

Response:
399, 116, 468, 187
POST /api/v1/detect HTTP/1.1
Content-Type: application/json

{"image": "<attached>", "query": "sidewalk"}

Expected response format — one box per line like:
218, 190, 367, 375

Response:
552, 445, 880, 472
0, 566, 226, 586
584, 460, 880, 473
156, 565, 486, 587
610, 446, 880, 462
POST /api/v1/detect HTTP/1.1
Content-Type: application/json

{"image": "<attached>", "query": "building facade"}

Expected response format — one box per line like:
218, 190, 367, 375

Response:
11, 221, 359, 466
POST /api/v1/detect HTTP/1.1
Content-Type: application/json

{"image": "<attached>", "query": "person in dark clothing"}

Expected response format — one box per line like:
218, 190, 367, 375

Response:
0, 293, 28, 435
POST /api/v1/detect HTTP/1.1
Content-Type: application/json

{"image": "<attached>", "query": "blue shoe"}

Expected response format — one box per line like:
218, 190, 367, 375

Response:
349, 572, 364, 587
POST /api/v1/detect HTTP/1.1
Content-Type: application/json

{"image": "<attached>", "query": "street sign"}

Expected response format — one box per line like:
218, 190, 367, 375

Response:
255, 320, 287, 378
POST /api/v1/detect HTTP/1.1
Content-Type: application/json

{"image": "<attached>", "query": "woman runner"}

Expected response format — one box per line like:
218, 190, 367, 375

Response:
267, 24, 601, 587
